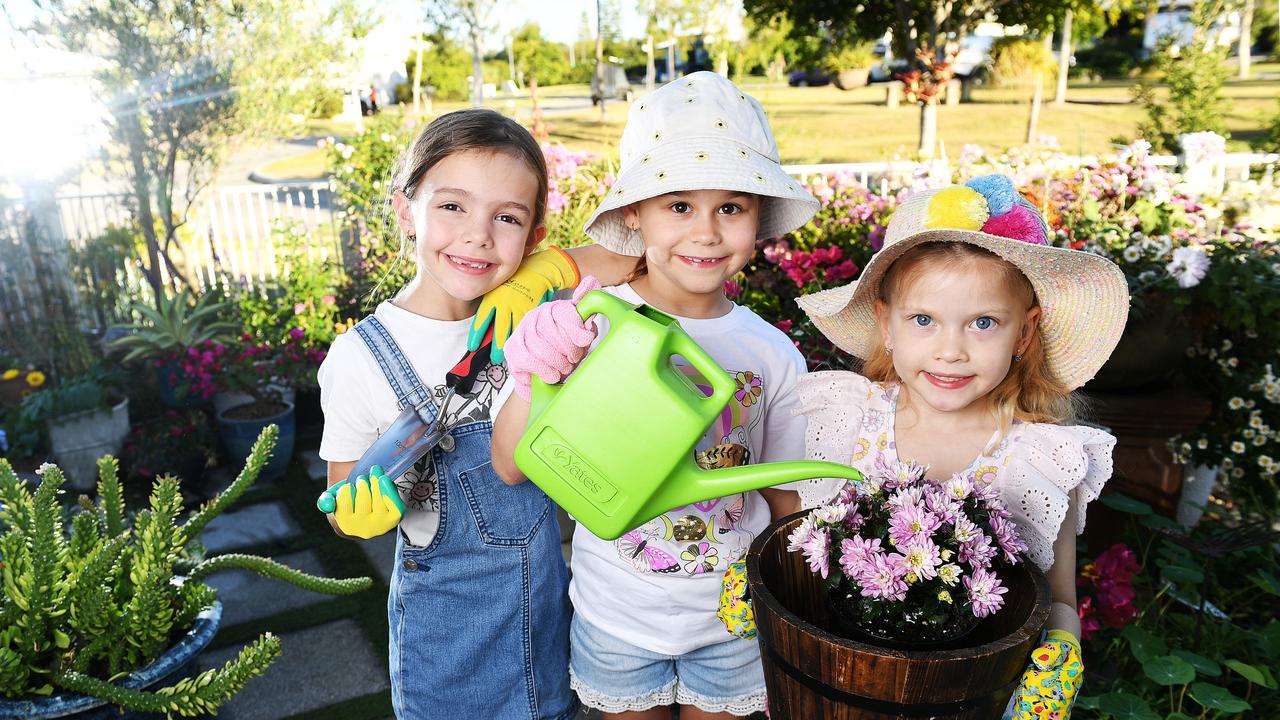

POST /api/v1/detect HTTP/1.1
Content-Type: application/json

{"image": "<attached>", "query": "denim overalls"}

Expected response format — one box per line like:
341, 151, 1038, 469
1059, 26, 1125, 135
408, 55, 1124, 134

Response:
354, 317, 575, 720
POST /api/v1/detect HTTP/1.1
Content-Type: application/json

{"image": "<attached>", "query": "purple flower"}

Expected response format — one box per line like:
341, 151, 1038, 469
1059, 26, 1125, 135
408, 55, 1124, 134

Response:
989, 515, 1028, 562
888, 502, 940, 548
925, 488, 961, 525
901, 539, 942, 581
959, 532, 998, 569
290, 327, 306, 340
800, 527, 832, 578
942, 474, 972, 501
856, 552, 909, 601
787, 515, 818, 552
888, 486, 925, 510
839, 536, 882, 576
964, 567, 1008, 617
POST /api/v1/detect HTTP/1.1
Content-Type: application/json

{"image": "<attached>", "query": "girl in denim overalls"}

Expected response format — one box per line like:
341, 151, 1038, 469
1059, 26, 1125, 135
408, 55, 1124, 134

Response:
317, 109, 629, 719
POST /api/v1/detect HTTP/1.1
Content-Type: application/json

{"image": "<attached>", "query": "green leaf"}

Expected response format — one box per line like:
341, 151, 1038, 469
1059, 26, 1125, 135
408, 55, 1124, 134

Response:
1164, 713, 1196, 720
1097, 691, 1160, 720
1257, 621, 1280, 660
1139, 513, 1180, 530
1143, 655, 1195, 685
1188, 682, 1250, 712
1250, 570, 1280, 596
1101, 493, 1152, 515
1074, 694, 1102, 710
1225, 659, 1275, 689
1123, 625, 1168, 663
1160, 564, 1204, 584
1083, 197, 1102, 221
1172, 649, 1220, 678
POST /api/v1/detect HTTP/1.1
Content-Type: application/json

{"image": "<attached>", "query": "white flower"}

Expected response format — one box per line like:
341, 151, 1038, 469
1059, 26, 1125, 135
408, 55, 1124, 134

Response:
341, 145, 354, 160
1231, 441, 1246, 454
812, 503, 849, 524
1123, 246, 1142, 263
1166, 246, 1211, 288
1229, 397, 1245, 410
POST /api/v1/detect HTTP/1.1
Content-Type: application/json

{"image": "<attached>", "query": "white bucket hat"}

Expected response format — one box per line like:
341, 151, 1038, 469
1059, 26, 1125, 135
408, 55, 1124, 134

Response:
583, 71, 820, 256
797, 175, 1130, 390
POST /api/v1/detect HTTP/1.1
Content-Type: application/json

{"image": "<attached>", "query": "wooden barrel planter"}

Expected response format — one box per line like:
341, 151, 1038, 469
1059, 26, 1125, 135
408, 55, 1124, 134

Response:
747, 514, 1051, 719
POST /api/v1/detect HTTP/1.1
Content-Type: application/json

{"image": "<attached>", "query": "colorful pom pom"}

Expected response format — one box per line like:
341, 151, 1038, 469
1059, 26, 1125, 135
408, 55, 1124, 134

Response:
965, 174, 1018, 217
925, 186, 988, 230
980, 204, 1047, 245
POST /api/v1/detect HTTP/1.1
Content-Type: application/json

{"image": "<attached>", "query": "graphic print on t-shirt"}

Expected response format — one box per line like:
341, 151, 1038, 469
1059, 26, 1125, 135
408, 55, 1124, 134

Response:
611, 364, 765, 576
391, 360, 506, 512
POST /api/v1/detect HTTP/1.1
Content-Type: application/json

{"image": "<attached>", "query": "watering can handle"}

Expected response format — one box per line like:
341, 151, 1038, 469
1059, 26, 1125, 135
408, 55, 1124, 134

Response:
527, 290, 623, 420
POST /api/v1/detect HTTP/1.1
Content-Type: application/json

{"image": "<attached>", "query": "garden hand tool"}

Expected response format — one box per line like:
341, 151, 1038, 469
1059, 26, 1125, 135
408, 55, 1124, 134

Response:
468, 246, 581, 364
1011, 629, 1084, 719
315, 325, 495, 528
514, 290, 867, 541
504, 277, 602, 401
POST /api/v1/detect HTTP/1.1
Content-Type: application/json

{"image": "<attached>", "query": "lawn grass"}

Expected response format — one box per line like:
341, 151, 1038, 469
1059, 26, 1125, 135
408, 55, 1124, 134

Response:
261, 73, 1280, 180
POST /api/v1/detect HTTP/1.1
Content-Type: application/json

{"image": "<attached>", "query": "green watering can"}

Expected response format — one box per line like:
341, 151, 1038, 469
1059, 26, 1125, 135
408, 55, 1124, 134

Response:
514, 291, 865, 540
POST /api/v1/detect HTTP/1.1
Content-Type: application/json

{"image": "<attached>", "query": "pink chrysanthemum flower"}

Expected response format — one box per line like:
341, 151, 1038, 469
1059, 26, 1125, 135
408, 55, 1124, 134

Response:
952, 516, 980, 544
989, 515, 1028, 563
959, 532, 998, 569
942, 474, 973, 501
925, 488, 961, 525
801, 527, 832, 578
964, 567, 1008, 617
786, 515, 817, 552
902, 539, 942, 581
856, 551, 909, 601
888, 502, 940, 547
839, 536, 882, 577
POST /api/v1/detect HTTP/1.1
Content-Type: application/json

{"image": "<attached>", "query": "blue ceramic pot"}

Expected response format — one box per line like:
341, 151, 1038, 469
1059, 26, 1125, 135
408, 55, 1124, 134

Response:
0, 602, 222, 720
215, 400, 296, 481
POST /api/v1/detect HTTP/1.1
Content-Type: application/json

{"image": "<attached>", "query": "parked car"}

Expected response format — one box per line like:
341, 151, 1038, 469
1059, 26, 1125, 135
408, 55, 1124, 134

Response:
591, 62, 633, 104
787, 69, 831, 87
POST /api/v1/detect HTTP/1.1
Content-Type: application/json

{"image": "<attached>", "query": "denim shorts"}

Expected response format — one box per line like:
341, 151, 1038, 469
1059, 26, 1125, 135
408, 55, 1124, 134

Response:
569, 614, 766, 715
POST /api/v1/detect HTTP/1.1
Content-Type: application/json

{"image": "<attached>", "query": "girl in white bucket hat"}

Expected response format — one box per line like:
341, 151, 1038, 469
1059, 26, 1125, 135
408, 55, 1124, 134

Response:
491, 72, 819, 718
791, 175, 1129, 718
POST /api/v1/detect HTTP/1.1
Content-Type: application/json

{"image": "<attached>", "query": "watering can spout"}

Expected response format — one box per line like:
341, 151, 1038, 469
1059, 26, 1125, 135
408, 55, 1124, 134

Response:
664, 459, 866, 513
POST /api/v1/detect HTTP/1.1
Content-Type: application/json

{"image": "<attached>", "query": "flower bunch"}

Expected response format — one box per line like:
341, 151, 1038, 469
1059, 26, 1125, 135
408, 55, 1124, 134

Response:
1076, 543, 1141, 639
123, 409, 220, 480
788, 459, 1027, 640
542, 142, 615, 247
272, 327, 328, 390
155, 340, 229, 401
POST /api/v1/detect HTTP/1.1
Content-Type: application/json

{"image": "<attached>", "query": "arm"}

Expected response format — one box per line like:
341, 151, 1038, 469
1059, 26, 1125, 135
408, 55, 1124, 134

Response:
492, 397, 532, 486
758, 488, 800, 520
565, 243, 639, 287
1046, 493, 1082, 639
326, 461, 359, 538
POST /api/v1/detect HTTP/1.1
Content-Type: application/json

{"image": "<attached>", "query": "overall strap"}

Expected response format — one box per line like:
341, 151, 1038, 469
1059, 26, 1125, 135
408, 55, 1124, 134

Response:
353, 316, 439, 425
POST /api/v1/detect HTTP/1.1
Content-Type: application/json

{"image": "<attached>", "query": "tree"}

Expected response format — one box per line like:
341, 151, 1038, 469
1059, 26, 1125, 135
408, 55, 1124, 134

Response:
429, 0, 499, 108
744, 0, 1072, 156
990, 37, 1058, 142
32, 0, 363, 298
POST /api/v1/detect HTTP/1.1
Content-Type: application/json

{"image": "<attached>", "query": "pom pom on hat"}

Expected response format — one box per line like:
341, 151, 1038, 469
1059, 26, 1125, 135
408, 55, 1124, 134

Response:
980, 203, 1048, 245
925, 186, 989, 230
965, 174, 1018, 217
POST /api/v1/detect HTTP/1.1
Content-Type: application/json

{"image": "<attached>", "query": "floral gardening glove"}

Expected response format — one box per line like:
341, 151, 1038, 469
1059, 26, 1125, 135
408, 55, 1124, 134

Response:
469, 247, 581, 364
1011, 629, 1084, 719
316, 465, 405, 539
503, 276, 601, 401
717, 559, 757, 640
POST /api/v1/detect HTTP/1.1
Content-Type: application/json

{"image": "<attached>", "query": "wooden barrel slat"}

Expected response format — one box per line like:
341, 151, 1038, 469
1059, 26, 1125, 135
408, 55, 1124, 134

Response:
748, 513, 1052, 719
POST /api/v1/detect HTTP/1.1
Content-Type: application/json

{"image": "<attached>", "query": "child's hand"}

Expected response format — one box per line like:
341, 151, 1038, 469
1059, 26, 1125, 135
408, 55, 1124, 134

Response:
469, 247, 581, 364
717, 559, 757, 639
316, 466, 405, 539
1011, 630, 1084, 719
503, 276, 602, 401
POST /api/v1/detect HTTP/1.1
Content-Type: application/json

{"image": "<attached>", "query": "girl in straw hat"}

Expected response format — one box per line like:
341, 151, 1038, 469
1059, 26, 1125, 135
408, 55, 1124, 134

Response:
794, 174, 1129, 718
491, 71, 821, 718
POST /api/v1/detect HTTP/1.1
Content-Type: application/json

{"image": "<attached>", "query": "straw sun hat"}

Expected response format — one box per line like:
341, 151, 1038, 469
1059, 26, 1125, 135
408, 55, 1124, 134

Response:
796, 175, 1130, 390
583, 71, 819, 256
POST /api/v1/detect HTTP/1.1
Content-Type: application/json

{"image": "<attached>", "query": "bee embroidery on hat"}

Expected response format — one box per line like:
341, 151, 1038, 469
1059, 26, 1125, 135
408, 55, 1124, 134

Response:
736, 148, 749, 158
653, 130, 662, 142
638, 102, 647, 111
614, 187, 625, 195
641, 154, 651, 164
655, 171, 668, 180
753, 172, 766, 184
686, 96, 698, 103
695, 151, 709, 161
714, 118, 728, 129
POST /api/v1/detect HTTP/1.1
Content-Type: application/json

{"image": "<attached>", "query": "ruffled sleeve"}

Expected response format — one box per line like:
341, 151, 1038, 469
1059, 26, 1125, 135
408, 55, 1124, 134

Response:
1000, 423, 1116, 572
792, 371, 876, 509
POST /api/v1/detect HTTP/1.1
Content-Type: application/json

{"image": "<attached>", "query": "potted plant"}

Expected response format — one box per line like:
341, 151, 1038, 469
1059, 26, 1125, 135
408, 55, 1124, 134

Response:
214, 339, 296, 481
123, 409, 220, 492
271, 327, 328, 430
16, 366, 130, 492
823, 43, 878, 90
108, 292, 238, 408
0, 426, 372, 718
0, 364, 45, 408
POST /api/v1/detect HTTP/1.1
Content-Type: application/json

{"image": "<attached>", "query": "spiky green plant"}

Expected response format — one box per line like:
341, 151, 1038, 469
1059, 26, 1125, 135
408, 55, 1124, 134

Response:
0, 426, 372, 716
107, 291, 238, 364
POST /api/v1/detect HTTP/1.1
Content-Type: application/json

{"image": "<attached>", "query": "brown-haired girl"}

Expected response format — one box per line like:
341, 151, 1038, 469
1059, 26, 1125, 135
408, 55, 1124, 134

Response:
317, 108, 629, 719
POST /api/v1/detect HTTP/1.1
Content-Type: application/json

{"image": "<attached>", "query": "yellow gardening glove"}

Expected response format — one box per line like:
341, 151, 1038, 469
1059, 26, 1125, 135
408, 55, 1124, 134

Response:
469, 247, 580, 364
717, 559, 757, 640
316, 465, 405, 539
1011, 630, 1084, 719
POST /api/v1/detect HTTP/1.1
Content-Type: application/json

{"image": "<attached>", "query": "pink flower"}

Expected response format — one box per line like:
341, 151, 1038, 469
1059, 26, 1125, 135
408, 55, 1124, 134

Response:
824, 260, 859, 283
839, 536, 881, 576
322, 295, 336, 304
901, 539, 942, 580
290, 327, 306, 340
294, 303, 306, 315
773, 319, 793, 334
855, 551, 909, 601
964, 567, 1007, 617
800, 527, 832, 578
959, 532, 998, 569
888, 502, 939, 547
723, 279, 742, 298
989, 514, 1027, 562
786, 515, 818, 552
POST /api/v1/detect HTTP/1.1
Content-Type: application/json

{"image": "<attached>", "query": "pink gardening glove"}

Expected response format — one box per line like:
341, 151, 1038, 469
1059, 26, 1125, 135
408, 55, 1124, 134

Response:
505, 276, 603, 401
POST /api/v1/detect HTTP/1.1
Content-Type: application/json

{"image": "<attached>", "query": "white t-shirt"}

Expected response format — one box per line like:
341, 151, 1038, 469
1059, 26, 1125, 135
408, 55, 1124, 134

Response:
319, 300, 508, 547
494, 283, 807, 654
